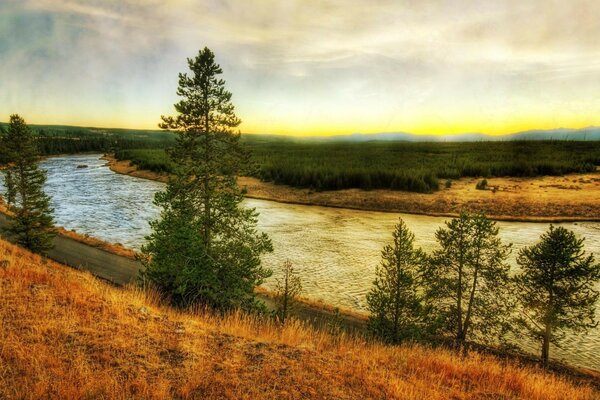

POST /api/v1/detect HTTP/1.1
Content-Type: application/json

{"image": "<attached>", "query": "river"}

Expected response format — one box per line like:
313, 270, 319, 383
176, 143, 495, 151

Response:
1, 154, 599, 370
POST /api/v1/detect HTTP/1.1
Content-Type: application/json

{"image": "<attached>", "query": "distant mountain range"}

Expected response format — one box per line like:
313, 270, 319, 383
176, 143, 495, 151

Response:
3, 122, 600, 142
305, 127, 600, 142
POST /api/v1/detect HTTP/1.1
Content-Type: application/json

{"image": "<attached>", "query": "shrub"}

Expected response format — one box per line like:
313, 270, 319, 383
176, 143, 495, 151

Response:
476, 179, 488, 190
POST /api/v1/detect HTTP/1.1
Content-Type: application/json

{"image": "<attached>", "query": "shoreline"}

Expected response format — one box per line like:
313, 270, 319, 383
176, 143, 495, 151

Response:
1, 181, 600, 379
103, 154, 600, 223
1, 220, 599, 385
0, 200, 138, 260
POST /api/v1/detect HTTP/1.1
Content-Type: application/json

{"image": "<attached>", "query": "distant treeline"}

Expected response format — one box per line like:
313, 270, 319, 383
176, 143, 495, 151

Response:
115, 140, 600, 193
0, 124, 174, 163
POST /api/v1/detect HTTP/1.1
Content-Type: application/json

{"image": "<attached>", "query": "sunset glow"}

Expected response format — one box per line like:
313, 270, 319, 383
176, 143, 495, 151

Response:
2, 0, 600, 136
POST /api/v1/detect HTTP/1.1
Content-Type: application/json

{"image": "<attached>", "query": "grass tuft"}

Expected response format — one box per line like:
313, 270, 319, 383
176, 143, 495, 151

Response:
0, 238, 597, 399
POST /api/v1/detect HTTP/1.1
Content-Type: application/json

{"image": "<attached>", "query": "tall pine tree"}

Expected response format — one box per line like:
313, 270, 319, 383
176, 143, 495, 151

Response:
424, 212, 512, 348
515, 226, 600, 366
142, 48, 272, 311
1, 115, 55, 253
367, 218, 424, 343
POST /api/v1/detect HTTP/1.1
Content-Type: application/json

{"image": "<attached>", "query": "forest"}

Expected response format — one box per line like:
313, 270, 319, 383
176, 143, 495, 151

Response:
0, 123, 174, 163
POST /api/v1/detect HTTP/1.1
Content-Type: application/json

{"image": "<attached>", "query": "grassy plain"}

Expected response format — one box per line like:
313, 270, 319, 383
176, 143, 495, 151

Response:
0, 238, 598, 399
115, 140, 600, 193
105, 154, 600, 221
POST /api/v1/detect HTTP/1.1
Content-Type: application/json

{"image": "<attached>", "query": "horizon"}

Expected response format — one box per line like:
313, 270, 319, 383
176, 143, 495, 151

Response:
3, 119, 600, 140
3, 1, 600, 136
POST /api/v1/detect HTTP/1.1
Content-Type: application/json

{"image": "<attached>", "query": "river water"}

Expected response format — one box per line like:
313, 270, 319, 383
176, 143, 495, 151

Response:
1, 154, 599, 370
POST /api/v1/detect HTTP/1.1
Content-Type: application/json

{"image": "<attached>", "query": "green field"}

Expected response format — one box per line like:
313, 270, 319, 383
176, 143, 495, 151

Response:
3, 122, 599, 193
115, 139, 600, 193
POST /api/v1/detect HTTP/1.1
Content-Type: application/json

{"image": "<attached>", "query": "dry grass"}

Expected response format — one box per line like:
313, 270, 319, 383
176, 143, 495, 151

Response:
255, 286, 368, 322
55, 227, 138, 259
105, 154, 600, 222
0, 239, 597, 400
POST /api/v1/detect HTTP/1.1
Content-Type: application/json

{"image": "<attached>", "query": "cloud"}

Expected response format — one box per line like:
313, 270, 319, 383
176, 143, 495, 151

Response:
2, 0, 600, 134
22, 0, 131, 21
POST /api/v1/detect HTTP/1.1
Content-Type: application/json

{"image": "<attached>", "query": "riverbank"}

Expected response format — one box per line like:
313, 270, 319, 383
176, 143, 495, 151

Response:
0, 199, 137, 259
103, 155, 600, 222
2, 204, 600, 383
0, 204, 366, 332
1, 238, 598, 399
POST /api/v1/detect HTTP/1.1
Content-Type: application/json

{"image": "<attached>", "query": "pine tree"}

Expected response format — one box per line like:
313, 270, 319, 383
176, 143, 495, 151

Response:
142, 48, 272, 311
274, 260, 302, 323
514, 226, 600, 366
424, 212, 512, 348
1, 115, 55, 253
367, 218, 424, 343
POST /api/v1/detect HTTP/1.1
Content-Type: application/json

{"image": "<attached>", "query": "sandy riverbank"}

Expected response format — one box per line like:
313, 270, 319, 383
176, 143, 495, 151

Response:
103, 155, 600, 222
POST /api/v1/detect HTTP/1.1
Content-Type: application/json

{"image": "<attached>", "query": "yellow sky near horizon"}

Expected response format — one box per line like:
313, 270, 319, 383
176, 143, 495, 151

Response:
2, 0, 600, 136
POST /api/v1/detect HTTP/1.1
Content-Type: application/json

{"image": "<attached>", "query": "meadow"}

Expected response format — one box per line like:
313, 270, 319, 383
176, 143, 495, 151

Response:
115, 139, 600, 193
1, 238, 597, 399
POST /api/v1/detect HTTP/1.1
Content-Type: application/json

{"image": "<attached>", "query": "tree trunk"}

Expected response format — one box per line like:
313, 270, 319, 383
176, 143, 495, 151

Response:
203, 89, 212, 253
456, 262, 464, 346
462, 250, 481, 348
282, 272, 289, 322
541, 324, 551, 367
392, 261, 401, 343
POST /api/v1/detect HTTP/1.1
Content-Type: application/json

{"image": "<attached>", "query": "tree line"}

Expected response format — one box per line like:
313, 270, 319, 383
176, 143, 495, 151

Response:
0, 127, 172, 165
367, 213, 600, 366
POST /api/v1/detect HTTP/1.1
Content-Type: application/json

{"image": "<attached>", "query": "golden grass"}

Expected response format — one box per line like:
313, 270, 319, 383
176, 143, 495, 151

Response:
105, 154, 600, 222
0, 238, 597, 400
55, 227, 138, 259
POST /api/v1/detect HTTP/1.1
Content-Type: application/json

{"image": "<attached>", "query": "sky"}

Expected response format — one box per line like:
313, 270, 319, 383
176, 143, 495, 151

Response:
1, 0, 600, 136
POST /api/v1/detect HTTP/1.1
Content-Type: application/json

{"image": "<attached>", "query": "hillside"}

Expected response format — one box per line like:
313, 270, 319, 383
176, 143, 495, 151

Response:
0, 239, 597, 399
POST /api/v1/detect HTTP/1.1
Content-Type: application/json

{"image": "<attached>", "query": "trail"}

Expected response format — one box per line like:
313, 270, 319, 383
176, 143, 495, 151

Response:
0, 212, 366, 333
0, 213, 141, 285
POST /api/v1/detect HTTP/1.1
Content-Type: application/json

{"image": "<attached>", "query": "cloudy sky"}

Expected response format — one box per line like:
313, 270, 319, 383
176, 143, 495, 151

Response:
1, 0, 600, 136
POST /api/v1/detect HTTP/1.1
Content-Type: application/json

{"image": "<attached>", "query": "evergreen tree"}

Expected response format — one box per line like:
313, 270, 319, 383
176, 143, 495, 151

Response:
274, 260, 302, 323
142, 48, 272, 311
0, 125, 7, 165
1, 115, 55, 253
514, 226, 600, 366
424, 212, 512, 348
367, 218, 424, 343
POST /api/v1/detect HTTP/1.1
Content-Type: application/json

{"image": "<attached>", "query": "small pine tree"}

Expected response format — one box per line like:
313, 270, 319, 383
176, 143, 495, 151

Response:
424, 212, 512, 348
1, 115, 55, 253
142, 48, 272, 311
274, 259, 302, 323
515, 226, 600, 366
367, 218, 424, 343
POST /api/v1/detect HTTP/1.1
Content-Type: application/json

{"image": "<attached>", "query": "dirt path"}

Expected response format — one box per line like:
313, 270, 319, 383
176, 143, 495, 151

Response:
104, 155, 600, 222
0, 212, 366, 333
0, 213, 141, 285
